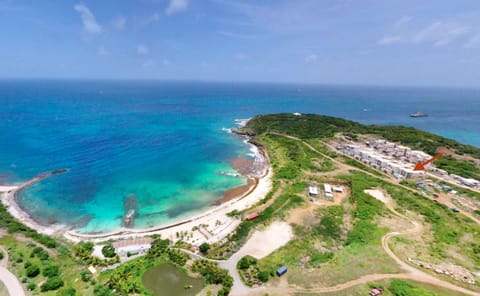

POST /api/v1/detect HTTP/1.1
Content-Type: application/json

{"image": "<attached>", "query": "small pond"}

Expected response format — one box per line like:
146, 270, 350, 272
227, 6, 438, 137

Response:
142, 263, 205, 296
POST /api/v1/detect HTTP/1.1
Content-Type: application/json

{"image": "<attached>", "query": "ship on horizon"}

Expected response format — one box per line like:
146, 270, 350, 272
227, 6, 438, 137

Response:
410, 112, 428, 118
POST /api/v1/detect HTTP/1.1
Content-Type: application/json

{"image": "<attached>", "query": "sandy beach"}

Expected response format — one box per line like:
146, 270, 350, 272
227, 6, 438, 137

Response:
64, 167, 272, 244
0, 135, 272, 245
0, 185, 65, 236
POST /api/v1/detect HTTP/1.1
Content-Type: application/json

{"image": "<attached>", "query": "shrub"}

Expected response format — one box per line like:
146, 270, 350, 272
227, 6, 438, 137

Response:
40, 276, 64, 292
257, 271, 270, 282
57, 287, 77, 296
0, 251, 3, 260
237, 255, 257, 270
74, 241, 94, 259
27, 283, 36, 291
148, 238, 170, 257
167, 249, 188, 266
101, 244, 116, 258
42, 264, 60, 277
94, 285, 115, 296
199, 242, 210, 255
25, 264, 40, 278
80, 270, 92, 282
388, 279, 436, 296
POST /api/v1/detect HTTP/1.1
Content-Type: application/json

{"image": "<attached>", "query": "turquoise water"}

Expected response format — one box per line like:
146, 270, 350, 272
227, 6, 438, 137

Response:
0, 80, 479, 232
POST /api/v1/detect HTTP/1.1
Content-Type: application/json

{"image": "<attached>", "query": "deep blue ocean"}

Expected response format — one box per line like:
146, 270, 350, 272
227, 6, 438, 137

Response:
1, 80, 479, 232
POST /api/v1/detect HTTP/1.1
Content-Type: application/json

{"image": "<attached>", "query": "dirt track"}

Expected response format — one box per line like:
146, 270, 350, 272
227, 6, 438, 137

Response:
256, 133, 480, 296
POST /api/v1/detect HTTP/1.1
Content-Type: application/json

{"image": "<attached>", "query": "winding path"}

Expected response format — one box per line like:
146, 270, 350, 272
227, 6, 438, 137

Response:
257, 133, 480, 295
0, 246, 25, 296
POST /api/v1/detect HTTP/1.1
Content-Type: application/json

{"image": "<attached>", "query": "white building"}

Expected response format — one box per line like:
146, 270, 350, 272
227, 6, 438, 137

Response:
324, 184, 333, 199
309, 186, 319, 196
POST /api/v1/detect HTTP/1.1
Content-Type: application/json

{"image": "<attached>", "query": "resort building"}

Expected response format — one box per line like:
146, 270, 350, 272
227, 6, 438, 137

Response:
308, 185, 319, 196
340, 144, 423, 179
324, 183, 333, 200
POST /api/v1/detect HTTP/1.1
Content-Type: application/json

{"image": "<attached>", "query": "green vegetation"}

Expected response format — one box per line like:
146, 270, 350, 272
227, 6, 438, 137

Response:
434, 156, 480, 180
73, 241, 119, 266
96, 237, 196, 295
40, 276, 64, 292
0, 203, 57, 248
237, 255, 268, 286
42, 264, 60, 277
191, 260, 233, 296
388, 279, 436, 296
258, 172, 396, 287
343, 157, 383, 176
25, 264, 40, 278
244, 113, 480, 177
101, 244, 116, 258
57, 287, 77, 296
199, 242, 210, 255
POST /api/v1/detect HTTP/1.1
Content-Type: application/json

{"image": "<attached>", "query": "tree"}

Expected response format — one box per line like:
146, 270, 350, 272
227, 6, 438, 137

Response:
101, 244, 116, 258
40, 276, 64, 292
237, 255, 257, 270
93, 285, 115, 296
199, 242, 210, 255
148, 238, 170, 257
25, 264, 40, 278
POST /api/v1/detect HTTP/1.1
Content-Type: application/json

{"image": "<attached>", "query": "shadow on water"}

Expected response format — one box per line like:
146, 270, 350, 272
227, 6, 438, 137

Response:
142, 264, 204, 296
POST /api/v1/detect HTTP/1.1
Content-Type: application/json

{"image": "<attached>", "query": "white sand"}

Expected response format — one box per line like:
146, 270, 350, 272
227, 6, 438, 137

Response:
64, 168, 273, 244
0, 186, 65, 236
0, 156, 273, 246
238, 221, 292, 259
365, 189, 389, 203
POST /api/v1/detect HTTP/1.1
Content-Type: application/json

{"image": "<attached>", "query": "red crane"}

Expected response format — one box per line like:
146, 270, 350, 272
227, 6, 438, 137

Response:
414, 153, 443, 171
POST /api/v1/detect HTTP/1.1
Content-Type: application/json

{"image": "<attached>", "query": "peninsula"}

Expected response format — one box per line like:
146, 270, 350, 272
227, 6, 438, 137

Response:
1, 114, 480, 296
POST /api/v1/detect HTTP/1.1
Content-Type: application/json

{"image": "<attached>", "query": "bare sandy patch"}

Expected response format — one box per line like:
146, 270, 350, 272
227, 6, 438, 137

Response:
240, 221, 293, 259
365, 189, 389, 204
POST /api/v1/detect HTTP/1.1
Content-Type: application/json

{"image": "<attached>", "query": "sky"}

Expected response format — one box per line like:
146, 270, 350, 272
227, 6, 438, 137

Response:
1, 0, 480, 87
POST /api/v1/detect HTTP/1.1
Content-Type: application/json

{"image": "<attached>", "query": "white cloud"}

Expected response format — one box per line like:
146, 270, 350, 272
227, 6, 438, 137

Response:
378, 36, 402, 45
304, 54, 317, 63
394, 16, 412, 28
137, 44, 149, 56
135, 12, 160, 28
98, 46, 110, 56
112, 16, 126, 31
165, 0, 188, 16
217, 30, 261, 39
379, 20, 470, 47
413, 21, 470, 46
74, 3, 102, 35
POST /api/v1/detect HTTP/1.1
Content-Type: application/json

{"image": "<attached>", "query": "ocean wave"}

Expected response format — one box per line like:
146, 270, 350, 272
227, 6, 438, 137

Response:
221, 127, 232, 133
234, 118, 251, 127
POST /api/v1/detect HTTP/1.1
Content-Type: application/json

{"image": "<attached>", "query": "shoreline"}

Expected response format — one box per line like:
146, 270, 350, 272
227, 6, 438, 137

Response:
0, 130, 272, 244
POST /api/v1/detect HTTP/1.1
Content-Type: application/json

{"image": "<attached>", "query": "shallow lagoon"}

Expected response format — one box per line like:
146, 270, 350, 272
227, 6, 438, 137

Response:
142, 263, 205, 296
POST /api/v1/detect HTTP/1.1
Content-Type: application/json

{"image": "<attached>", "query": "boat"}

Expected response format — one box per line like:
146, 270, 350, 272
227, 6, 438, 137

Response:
410, 112, 428, 118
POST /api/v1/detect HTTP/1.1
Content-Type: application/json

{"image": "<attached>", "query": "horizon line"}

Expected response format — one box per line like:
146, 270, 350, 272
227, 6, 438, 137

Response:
1, 77, 480, 91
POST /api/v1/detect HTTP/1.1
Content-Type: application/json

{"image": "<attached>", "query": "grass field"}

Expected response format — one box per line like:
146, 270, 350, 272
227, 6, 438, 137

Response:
298, 279, 469, 296
0, 234, 93, 295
